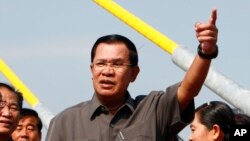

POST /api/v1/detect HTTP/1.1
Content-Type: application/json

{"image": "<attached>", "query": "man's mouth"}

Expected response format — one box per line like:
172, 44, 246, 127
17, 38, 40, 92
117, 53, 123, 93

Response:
99, 80, 115, 88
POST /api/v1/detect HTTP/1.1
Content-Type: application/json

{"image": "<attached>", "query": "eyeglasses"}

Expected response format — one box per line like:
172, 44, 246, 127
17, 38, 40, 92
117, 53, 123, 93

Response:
0, 100, 20, 113
91, 62, 132, 72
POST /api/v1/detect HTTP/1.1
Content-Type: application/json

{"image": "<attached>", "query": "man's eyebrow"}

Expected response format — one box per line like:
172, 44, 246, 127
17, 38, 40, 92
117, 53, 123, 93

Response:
9, 102, 19, 106
95, 58, 124, 62
16, 125, 22, 128
27, 123, 36, 126
27, 124, 37, 129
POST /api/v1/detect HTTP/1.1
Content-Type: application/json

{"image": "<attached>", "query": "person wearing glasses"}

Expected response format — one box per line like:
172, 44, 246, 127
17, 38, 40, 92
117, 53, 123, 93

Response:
11, 108, 43, 141
0, 83, 23, 141
46, 9, 218, 141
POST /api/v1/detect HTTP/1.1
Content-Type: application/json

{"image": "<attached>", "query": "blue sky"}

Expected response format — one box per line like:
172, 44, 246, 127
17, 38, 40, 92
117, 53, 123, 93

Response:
1, 0, 250, 140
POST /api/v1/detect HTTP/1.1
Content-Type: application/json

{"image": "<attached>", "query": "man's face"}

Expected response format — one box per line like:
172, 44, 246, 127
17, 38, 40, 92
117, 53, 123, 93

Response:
91, 42, 139, 100
11, 116, 41, 141
0, 87, 20, 135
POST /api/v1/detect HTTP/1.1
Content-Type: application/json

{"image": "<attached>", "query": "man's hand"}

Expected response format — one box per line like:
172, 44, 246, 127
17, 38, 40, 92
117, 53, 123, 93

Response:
195, 8, 218, 54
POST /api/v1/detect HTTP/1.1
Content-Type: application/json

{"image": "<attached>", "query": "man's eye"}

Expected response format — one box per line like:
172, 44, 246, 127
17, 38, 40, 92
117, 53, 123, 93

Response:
0, 101, 6, 108
96, 62, 105, 66
27, 126, 36, 131
28, 128, 35, 131
113, 62, 123, 67
16, 127, 22, 131
9, 105, 19, 111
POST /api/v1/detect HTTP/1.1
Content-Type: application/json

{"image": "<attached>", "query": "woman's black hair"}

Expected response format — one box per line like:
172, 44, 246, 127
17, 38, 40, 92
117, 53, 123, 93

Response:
195, 101, 235, 141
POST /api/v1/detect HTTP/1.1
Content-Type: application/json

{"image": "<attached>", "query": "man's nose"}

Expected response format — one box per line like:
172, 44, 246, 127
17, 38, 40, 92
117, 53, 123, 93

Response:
102, 65, 115, 74
20, 129, 29, 138
1, 106, 12, 117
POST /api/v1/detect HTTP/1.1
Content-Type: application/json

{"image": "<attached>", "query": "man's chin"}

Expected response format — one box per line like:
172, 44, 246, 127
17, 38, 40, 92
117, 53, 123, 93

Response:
0, 127, 13, 134
97, 92, 116, 97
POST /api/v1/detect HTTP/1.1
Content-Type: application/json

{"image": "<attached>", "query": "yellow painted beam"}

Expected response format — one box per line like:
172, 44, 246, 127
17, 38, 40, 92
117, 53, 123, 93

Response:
94, 0, 178, 55
0, 58, 39, 107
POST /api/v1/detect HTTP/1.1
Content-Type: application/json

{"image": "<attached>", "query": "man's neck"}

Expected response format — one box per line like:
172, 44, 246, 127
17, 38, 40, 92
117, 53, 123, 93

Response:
0, 135, 11, 141
97, 93, 127, 114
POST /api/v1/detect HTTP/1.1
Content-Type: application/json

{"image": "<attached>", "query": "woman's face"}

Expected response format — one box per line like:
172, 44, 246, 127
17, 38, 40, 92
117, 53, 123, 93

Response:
189, 113, 214, 141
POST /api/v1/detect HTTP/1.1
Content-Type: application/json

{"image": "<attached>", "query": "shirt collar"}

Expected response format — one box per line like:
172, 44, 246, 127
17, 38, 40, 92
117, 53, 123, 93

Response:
89, 91, 135, 120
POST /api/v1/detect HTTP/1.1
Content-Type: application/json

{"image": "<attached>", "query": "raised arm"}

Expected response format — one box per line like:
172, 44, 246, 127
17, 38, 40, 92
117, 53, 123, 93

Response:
177, 8, 218, 111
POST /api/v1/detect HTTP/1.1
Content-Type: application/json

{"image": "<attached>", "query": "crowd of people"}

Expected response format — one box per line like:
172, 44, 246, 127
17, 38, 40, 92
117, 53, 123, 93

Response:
0, 83, 42, 141
1, 8, 250, 141
1, 81, 249, 141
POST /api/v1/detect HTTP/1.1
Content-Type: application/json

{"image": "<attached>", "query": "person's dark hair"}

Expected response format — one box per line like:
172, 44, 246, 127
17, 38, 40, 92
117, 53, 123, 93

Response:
195, 101, 235, 141
20, 108, 43, 131
233, 111, 250, 126
0, 82, 23, 110
174, 135, 184, 141
91, 34, 138, 66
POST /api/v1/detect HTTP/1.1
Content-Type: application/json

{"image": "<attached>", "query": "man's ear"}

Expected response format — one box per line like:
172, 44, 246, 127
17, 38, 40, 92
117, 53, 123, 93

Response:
90, 64, 94, 80
130, 66, 140, 82
90, 64, 93, 70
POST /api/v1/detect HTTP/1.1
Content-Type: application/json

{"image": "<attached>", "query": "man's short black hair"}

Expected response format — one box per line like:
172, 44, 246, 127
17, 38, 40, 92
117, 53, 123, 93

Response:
91, 34, 138, 66
20, 108, 43, 131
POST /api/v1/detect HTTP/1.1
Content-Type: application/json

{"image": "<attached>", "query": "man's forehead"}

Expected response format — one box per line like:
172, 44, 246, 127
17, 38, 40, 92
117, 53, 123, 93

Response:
0, 87, 18, 102
18, 116, 37, 125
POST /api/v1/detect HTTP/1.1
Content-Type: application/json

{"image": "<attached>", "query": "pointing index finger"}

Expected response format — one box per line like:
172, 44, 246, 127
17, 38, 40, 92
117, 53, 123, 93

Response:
209, 8, 217, 25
